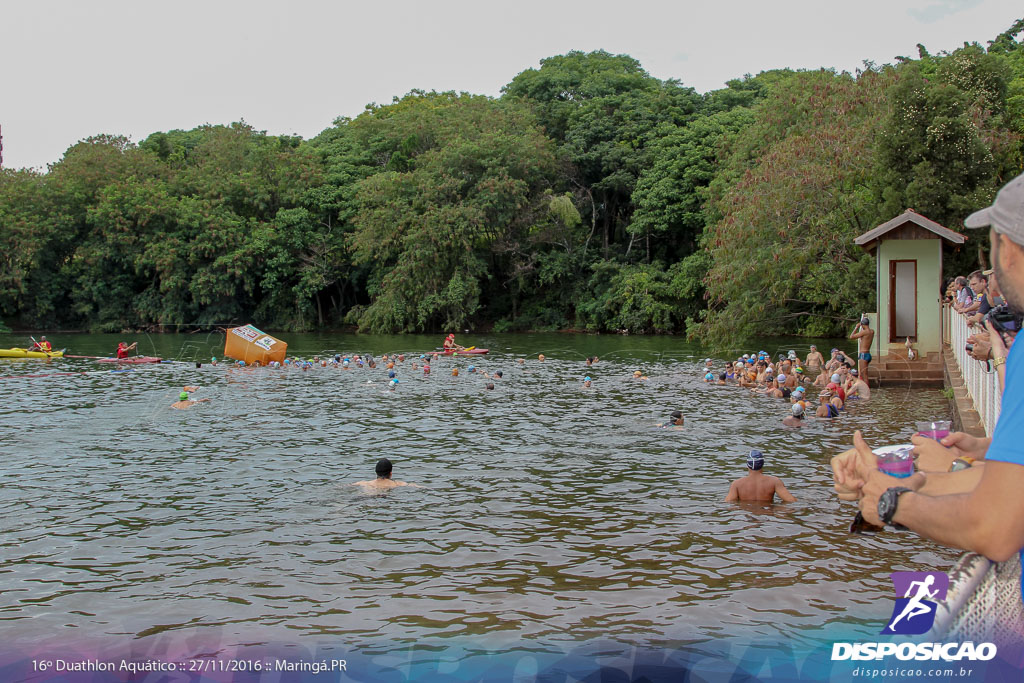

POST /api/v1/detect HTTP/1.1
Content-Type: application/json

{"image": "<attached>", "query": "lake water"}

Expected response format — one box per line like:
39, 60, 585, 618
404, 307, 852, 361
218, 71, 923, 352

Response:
0, 332, 960, 674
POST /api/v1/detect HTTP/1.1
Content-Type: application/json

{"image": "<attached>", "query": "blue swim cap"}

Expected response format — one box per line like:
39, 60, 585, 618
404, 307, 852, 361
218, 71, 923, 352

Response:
238, 360, 245, 366
584, 376, 591, 381
388, 370, 396, 378
747, 450, 765, 470
704, 372, 714, 380
391, 378, 399, 385
211, 357, 217, 362
420, 355, 426, 359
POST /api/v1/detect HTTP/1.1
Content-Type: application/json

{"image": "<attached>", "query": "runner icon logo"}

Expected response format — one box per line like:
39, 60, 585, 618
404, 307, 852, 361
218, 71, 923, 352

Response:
881, 571, 949, 635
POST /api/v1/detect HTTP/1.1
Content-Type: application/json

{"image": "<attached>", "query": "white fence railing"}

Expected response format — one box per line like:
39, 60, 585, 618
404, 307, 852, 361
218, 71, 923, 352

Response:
944, 304, 1001, 436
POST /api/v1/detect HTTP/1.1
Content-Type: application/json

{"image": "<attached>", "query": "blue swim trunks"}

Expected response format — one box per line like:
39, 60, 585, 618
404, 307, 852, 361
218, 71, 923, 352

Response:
858, 352, 872, 362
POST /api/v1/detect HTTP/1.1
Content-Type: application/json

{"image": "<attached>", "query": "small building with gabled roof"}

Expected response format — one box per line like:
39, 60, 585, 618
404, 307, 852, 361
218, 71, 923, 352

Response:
855, 209, 966, 374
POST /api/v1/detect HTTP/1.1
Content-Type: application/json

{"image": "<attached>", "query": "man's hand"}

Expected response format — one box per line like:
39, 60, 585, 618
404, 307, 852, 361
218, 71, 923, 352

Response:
987, 320, 1009, 358
831, 431, 878, 501
938, 432, 990, 461
911, 434, 958, 472
831, 448, 862, 501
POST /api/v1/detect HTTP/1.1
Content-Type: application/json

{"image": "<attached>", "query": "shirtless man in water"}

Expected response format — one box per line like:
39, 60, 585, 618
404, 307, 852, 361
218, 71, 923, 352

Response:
725, 450, 796, 503
355, 458, 420, 489
171, 389, 210, 410
804, 345, 824, 372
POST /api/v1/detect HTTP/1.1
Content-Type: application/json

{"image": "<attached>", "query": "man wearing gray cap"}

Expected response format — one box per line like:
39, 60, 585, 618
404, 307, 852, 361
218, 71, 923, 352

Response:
833, 171, 1024, 562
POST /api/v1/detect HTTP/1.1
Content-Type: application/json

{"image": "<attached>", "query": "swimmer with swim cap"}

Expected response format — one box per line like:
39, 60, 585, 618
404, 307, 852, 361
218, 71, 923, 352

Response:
659, 410, 684, 428
783, 402, 806, 427
583, 376, 592, 388
725, 450, 796, 502
172, 389, 210, 410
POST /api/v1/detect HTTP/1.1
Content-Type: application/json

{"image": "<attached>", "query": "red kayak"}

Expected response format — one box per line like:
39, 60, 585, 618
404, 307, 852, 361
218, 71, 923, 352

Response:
96, 356, 163, 364
440, 348, 488, 355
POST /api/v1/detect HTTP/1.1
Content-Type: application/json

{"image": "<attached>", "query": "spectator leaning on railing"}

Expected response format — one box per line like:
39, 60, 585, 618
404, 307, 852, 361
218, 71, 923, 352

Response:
954, 276, 973, 310
832, 170, 1024, 563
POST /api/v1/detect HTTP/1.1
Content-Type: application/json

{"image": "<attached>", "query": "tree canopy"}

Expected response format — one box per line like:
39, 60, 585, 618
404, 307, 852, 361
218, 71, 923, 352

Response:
1, 23, 1022, 344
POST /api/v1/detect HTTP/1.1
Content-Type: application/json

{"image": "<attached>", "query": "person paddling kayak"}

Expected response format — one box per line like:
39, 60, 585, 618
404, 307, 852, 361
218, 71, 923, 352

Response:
116, 342, 137, 359
30, 336, 53, 352
442, 334, 465, 351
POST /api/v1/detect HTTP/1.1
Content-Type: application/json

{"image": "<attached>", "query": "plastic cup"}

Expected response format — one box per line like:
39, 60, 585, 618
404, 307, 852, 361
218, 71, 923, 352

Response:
916, 420, 951, 441
874, 445, 915, 478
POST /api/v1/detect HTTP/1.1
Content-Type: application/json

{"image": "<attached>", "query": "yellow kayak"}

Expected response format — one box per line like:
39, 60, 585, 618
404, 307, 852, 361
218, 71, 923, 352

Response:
0, 347, 65, 359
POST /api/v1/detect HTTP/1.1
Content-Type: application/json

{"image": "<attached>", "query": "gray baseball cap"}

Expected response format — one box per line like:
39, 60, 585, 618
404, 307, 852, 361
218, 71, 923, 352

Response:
964, 171, 1024, 244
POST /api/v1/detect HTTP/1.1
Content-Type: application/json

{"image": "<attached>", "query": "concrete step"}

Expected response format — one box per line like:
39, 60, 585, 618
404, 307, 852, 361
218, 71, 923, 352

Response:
874, 362, 944, 371
874, 369, 945, 380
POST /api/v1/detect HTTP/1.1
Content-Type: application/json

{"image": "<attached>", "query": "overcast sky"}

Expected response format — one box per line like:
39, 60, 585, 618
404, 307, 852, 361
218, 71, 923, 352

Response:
2, 0, 1020, 171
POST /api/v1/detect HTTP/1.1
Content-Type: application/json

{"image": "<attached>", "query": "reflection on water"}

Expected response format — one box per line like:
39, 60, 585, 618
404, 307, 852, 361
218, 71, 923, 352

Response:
0, 333, 960, 655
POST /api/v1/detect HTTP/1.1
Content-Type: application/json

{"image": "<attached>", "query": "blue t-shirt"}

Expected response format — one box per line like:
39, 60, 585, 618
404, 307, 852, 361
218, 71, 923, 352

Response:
986, 339, 1024, 467
982, 340, 1024, 577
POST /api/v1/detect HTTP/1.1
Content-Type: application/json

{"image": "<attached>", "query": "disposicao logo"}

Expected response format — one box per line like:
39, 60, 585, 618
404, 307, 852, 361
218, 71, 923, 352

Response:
831, 570, 997, 662
882, 571, 948, 635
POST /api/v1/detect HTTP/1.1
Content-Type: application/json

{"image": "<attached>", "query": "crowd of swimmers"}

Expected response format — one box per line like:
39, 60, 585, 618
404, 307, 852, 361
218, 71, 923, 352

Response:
706, 325, 877, 503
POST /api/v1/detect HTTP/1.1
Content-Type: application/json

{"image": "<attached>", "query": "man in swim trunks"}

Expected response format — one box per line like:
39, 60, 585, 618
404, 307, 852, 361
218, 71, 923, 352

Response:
355, 458, 419, 489
725, 450, 796, 502
850, 317, 875, 378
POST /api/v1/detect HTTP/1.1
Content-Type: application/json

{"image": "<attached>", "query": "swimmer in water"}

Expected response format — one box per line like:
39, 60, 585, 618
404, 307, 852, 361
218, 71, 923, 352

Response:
725, 450, 796, 502
583, 376, 592, 388
635, 370, 650, 380
538, 354, 545, 362
658, 410, 684, 429
451, 367, 459, 376
172, 390, 210, 410
355, 458, 420, 489
783, 402, 805, 427
485, 383, 495, 390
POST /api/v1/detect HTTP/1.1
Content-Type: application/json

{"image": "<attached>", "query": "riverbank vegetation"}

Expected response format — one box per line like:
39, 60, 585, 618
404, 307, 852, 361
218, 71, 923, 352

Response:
2, 20, 1022, 342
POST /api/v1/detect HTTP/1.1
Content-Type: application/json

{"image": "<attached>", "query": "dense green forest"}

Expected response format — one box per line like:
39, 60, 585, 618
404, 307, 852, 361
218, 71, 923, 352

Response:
2, 20, 1023, 343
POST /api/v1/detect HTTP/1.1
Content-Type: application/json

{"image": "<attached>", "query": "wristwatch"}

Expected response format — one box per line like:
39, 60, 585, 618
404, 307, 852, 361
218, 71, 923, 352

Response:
949, 457, 975, 472
878, 487, 913, 528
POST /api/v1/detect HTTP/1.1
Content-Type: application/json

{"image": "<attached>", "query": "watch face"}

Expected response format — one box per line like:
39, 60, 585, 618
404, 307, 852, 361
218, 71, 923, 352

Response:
877, 490, 895, 525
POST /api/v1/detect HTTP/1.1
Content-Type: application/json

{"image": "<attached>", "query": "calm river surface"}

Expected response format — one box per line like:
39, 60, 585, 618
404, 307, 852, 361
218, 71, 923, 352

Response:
0, 332, 959, 662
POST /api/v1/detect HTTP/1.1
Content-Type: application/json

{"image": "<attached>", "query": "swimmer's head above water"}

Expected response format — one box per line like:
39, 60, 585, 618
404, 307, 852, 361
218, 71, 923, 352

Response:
375, 458, 393, 478
747, 450, 765, 471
